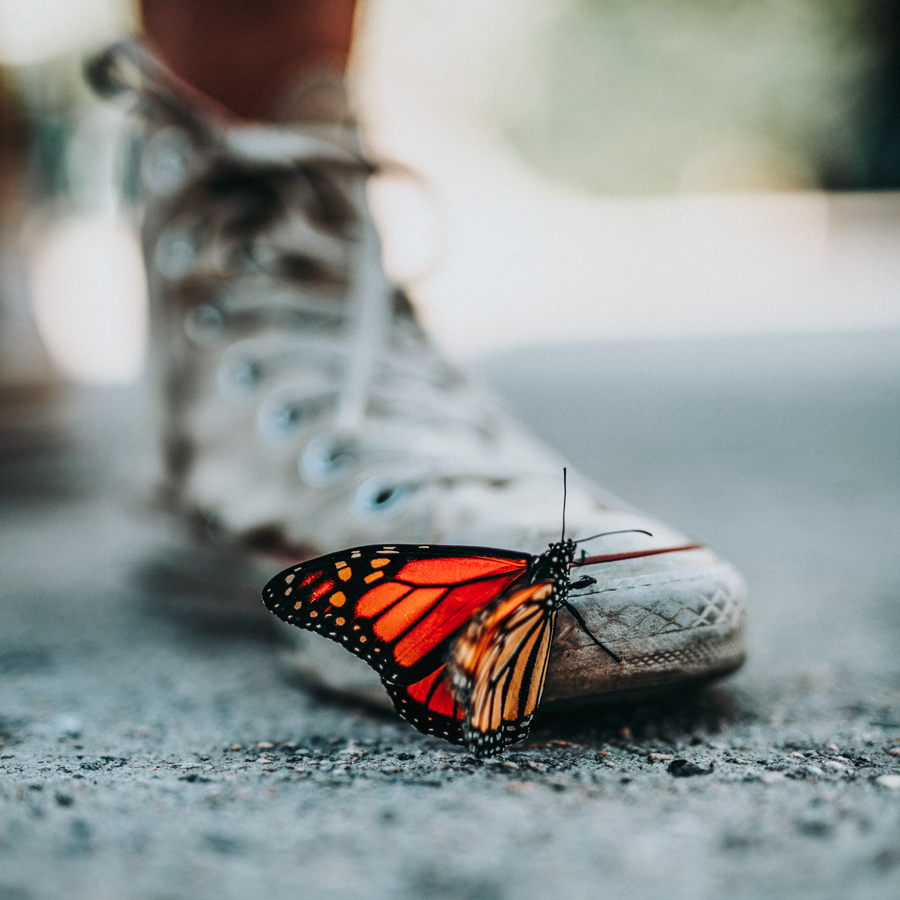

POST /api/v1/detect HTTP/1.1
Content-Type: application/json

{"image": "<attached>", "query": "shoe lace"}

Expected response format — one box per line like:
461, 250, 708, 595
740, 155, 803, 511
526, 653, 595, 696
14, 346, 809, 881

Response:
148, 114, 555, 522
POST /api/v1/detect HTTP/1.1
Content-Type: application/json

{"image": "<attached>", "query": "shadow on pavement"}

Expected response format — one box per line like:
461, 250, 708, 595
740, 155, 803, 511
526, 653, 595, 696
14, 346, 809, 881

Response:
530, 683, 751, 748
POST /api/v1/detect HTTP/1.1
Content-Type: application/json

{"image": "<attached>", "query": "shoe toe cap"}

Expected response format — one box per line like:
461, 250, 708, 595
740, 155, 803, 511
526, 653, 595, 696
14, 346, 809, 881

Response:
543, 545, 747, 708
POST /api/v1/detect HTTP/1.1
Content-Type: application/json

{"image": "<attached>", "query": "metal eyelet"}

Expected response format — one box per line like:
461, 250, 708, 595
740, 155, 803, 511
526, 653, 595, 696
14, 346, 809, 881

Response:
184, 303, 225, 343
352, 478, 413, 519
155, 227, 197, 280
257, 397, 308, 442
300, 433, 357, 486
217, 358, 264, 397
142, 126, 194, 196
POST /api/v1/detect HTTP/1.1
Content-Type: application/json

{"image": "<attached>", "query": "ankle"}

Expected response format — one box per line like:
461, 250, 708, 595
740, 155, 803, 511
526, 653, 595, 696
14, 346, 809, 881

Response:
140, 0, 356, 122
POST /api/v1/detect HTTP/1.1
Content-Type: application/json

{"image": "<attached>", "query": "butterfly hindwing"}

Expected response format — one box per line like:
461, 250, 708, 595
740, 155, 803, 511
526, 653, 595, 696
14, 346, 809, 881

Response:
262, 543, 531, 686
448, 581, 558, 756
383, 582, 560, 755
383, 666, 466, 747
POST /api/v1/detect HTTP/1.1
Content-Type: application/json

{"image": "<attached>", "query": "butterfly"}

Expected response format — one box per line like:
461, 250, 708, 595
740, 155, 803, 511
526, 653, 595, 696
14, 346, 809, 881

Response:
261, 521, 700, 756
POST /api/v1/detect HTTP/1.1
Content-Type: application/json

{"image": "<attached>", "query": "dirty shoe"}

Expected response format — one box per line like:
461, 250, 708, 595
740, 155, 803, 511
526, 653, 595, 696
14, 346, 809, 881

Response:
91, 41, 746, 711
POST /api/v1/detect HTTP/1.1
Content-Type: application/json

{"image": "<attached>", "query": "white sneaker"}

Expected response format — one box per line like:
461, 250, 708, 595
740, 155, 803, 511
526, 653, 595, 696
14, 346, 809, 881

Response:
91, 41, 746, 710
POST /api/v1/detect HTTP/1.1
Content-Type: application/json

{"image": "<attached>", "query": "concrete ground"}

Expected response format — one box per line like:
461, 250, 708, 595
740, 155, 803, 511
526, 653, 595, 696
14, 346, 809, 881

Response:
1, 330, 899, 900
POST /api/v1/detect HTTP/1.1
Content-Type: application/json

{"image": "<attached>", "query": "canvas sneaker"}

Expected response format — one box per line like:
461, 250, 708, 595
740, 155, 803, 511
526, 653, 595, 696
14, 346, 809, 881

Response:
90, 41, 746, 710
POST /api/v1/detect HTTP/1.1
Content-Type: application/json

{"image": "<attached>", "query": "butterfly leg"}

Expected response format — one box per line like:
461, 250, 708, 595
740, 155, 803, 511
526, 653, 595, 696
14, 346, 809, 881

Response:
562, 601, 622, 663
569, 575, 597, 591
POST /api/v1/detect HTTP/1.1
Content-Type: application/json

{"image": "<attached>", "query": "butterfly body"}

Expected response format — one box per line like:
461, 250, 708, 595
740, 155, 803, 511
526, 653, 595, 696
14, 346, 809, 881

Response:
447, 538, 594, 755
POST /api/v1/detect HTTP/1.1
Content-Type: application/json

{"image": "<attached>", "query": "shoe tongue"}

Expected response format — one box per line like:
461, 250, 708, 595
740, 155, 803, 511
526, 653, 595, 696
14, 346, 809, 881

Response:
271, 70, 354, 127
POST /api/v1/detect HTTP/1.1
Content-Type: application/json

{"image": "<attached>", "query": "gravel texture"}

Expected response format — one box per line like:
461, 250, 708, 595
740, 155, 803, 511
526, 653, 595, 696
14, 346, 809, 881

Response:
1, 331, 899, 900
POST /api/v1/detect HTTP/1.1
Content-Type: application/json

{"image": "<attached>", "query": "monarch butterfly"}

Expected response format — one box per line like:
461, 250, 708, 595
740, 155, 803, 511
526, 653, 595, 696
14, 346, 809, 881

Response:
261, 516, 700, 756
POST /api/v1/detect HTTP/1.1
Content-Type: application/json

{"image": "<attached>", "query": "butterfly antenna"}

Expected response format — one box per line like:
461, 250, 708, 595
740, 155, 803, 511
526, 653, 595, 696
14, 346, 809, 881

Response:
563, 601, 622, 663
574, 528, 653, 545
561, 467, 567, 543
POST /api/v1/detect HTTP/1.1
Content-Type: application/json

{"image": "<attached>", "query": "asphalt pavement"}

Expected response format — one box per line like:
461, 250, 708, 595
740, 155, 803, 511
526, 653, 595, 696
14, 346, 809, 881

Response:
1, 329, 899, 900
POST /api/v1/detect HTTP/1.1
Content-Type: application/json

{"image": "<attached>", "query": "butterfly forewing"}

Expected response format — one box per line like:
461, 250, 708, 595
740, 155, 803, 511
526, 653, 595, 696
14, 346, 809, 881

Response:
448, 581, 558, 756
262, 543, 531, 685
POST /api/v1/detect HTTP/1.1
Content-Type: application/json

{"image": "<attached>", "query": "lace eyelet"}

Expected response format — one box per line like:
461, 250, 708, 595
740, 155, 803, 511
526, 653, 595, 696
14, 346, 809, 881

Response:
155, 227, 197, 280
142, 126, 195, 195
300, 433, 357, 486
352, 478, 413, 519
257, 397, 308, 442
217, 358, 264, 396
184, 303, 225, 343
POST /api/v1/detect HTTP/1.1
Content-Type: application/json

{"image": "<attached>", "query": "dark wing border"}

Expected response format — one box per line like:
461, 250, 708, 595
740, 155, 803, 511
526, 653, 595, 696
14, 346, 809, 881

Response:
383, 667, 466, 748
262, 543, 533, 685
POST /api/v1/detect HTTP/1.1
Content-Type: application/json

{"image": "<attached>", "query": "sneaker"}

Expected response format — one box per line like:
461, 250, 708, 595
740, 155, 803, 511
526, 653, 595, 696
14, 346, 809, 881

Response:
90, 41, 746, 711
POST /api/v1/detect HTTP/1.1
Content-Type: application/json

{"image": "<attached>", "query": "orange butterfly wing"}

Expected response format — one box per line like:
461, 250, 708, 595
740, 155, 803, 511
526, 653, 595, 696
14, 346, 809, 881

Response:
449, 581, 557, 755
385, 581, 557, 756
383, 666, 466, 746
262, 544, 531, 686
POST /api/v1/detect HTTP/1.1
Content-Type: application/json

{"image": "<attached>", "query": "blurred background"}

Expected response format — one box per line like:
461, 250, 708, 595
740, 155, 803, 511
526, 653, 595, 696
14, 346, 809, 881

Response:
1, 0, 899, 393
1, 8, 898, 896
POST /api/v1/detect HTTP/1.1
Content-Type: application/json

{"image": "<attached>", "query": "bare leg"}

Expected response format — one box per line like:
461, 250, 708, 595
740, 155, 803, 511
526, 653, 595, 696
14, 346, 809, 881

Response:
139, 0, 357, 120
